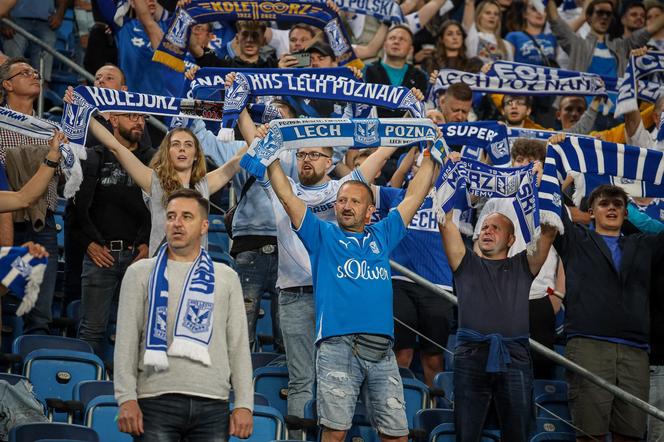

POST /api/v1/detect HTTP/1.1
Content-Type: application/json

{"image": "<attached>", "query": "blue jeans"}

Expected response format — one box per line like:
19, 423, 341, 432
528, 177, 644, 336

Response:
315, 335, 409, 437
78, 250, 134, 357
278, 288, 315, 419
136, 394, 229, 442
235, 248, 282, 351
13, 214, 58, 335
454, 342, 533, 442
0, 379, 48, 440
649, 365, 664, 442
2, 19, 57, 81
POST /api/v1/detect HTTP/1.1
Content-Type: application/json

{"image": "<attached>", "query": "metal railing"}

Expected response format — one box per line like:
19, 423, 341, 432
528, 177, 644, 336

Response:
1, 17, 168, 134
389, 260, 664, 424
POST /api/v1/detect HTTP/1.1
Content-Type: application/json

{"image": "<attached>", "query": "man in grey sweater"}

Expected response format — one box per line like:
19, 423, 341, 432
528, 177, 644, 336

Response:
114, 188, 253, 441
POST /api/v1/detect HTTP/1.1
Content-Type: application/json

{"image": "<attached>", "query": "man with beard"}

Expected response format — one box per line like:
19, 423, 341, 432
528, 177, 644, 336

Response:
259, 140, 404, 430
72, 111, 155, 357
621, 2, 646, 38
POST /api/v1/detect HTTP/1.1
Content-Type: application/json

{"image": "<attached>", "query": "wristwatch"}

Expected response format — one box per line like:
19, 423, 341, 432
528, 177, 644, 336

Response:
43, 157, 59, 168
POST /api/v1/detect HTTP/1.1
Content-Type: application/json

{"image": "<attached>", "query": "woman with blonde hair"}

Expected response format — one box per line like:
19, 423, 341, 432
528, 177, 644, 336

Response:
463, 0, 514, 62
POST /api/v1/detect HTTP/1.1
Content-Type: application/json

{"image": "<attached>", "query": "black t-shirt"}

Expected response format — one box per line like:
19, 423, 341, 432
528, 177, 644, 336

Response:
454, 249, 534, 337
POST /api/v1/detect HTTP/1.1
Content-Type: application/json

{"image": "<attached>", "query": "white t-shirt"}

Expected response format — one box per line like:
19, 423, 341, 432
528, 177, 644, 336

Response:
466, 24, 514, 62
473, 197, 559, 299
627, 121, 664, 152
268, 28, 290, 58
261, 165, 366, 289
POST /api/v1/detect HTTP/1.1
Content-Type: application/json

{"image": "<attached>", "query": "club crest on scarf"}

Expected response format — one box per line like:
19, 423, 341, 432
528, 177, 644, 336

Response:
166, 8, 195, 49
11, 256, 31, 278
354, 119, 380, 146
256, 128, 284, 161
155, 306, 168, 341
62, 91, 94, 144
224, 73, 250, 112
325, 19, 350, 57
185, 300, 213, 333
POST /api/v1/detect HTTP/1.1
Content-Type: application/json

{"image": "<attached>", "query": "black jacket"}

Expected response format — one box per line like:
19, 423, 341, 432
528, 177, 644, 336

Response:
555, 208, 664, 345
364, 62, 428, 118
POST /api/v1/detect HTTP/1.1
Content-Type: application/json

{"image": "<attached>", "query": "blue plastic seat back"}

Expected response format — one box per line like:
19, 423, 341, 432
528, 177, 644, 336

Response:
253, 366, 289, 417
85, 395, 131, 442
229, 404, 283, 442
414, 408, 455, 436
24, 349, 105, 422
74, 380, 115, 408
534, 417, 574, 435
9, 422, 99, 442
530, 431, 577, 441
228, 390, 271, 407
13, 335, 93, 359
432, 371, 454, 408
251, 352, 282, 369
535, 392, 571, 420
533, 380, 568, 400
402, 378, 429, 428
429, 423, 500, 442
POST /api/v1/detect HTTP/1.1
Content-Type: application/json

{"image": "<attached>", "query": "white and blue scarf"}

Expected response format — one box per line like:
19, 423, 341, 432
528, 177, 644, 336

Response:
539, 136, 664, 234
429, 65, 607, 103
0, 107, 87, 199
438, 121, 510, 166
145, 244, 217, 370
223, 73, 424, 133
615, 51, 664, 117
0, 247, 47, 316
241, 118, 437, 177
430, 153, 540, 248
329, 0, 404, 23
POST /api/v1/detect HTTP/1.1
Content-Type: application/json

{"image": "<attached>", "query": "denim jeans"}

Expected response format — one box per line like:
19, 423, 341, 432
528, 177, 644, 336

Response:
278, 288, 315, 419
136, 394, 229, 442
13, 214, 59, 335
2, 19, 57, 81
649, 365, 664, 442
454, 342, 534, 442
315, 335, 409, 437
78, 250, 134, 357
235, 249, 282, 351
0, 379, 48, 440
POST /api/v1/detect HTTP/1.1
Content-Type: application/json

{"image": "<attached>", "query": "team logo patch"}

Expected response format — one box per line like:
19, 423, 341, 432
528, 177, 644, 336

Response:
62, 91, 93, 143
154, 306, 168, 341
184, 300, 213, 334
490, 139, 509, 162
354, 119, 379, 146
256, 128, 284, 161
369, 241, 380, 254
11, 256, 31, 278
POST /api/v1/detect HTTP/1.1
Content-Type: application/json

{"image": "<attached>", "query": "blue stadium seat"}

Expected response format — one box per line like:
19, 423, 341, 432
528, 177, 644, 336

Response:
229, 404, 284, 442
302, 399, 380, 442
533, 379, 568, 399
535, 392, 571, 421
251, 352, 282, 369
9, 422, 99, 442
0, 372, 28, 385
414, 408, 455, 438
253, 366, 289, 418
431, 371, 454, 409
22, 349, 105, 422
399, 366, 416, 379
73, 381, 114, 408
229, 390, 271, 407
429, 423, 500, 442
12, 335, 93, 373
84, 395, 131, 442
402, 377, 430, 428
552, 345, 566, 381
533, 417, 574, 435
530, 431, 576, 441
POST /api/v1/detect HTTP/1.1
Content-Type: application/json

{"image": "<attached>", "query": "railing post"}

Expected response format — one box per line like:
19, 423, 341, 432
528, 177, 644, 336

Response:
37, 52, 45, 118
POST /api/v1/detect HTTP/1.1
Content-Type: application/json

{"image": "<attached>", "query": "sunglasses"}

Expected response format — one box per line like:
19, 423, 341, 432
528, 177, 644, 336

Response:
593, 9, 613, 18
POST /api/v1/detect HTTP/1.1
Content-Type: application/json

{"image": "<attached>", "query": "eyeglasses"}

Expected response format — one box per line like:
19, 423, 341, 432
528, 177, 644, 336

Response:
115, 113, 149, 121
593, 9, 613, 17
6, 69, 41, 81
295, 151, 331, 161
504, 99, 528, 107
239, 30, 262, 40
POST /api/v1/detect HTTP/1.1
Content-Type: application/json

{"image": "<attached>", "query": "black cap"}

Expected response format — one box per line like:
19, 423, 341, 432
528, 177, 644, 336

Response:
305, 41, 335, 58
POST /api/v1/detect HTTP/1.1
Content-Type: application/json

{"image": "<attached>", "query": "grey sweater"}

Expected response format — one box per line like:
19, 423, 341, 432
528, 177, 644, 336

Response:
549, 16, 651, 76
114, 257, 253, 411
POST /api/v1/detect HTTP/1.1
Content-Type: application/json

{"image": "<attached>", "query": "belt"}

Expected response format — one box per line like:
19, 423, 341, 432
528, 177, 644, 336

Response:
106, 240, 133, 252
282, 285, 314, 293
259, 244, 277, 255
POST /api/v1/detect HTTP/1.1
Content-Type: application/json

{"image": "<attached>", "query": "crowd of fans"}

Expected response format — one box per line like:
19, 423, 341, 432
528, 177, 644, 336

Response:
0, 0, 663, 440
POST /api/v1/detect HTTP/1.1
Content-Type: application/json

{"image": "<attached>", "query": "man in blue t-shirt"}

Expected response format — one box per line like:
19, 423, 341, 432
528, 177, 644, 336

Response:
266, 146, 439, 441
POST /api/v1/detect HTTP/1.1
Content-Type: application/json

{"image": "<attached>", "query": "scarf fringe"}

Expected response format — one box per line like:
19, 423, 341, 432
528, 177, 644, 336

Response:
540, 211, 565, 235
168, 338, 212, 366
15, 262, 44, 317
143, 349, 170, 371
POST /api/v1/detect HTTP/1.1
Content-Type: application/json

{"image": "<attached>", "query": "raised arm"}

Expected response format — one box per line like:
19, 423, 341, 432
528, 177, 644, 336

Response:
266, 159, 307, 229
526, 224, 558, 276
462, 0, 475, 32
354, 23, 388, 60
206, 142, 250, 194
396, 153, 437, 225
439, 210, 467, 271
87, 117, 154, 193
133, 0, 164, 50
0, 132, 63, 212
417, 0, 448, 29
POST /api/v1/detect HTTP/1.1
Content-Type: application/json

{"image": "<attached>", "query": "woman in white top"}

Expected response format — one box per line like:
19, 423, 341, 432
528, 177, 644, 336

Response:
463, 0, 514, 62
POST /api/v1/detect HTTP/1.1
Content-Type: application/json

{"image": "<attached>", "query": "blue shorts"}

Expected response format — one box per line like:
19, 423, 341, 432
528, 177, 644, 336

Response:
315, 335, 409, 437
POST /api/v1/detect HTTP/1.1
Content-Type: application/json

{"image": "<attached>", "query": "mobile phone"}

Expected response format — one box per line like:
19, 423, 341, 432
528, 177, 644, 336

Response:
292, 52, 311, 68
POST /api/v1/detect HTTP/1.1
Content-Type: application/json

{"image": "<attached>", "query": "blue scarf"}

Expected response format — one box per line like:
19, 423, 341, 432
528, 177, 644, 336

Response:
438, 121, 510, 166
431, 155, 540, 247
145, 244, 217, 371
223, 72, 424, 132
241, 118, 437, 178
429, 66, 607, 103
456, 328, 529, 373
334, 0, 404, 23
615, 51, 664, 117
539, 136, 664, 234
153, 0, 361, 72
0, 247, 47, 317
0, 107, 87, 199
488, 60, 618, 90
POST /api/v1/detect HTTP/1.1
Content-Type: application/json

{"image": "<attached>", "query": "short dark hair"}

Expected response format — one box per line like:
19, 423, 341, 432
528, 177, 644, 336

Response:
587, 184, 628, 208
502, 95, 533, 108
386, 24, 414, 44
586, 0, 614, 18
338, 180, 375, 205
0, 57, 31, 102
445, 82, 473, 102
289, 23, 316, 38
511, 138, 546, 163
166, 188, 210, 217
621, 1, 645, 17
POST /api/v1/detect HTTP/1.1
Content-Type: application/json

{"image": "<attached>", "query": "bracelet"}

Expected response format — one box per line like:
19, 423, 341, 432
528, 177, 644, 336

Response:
546, 287, 565, 301
43, 157, 59, 168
